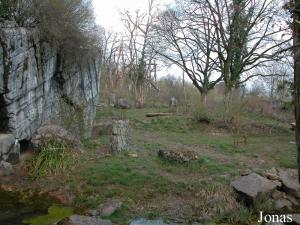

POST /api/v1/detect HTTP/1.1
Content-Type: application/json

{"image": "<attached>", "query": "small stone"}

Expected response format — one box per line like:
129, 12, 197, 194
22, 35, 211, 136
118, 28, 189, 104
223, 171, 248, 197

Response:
99, 199, 123, 217
86, 209, 100, 217
274, 199, 293, 211
286, 195, 300, 206
271, 190, 286, 200
63, 215, 115, 225
278, 169, 300, 199
264, 168, 280, 181
0, 161, 14, 176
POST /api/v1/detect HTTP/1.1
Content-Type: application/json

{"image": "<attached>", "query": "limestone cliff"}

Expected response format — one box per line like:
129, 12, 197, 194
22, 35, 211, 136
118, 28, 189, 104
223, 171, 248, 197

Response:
0, 21, 100, 143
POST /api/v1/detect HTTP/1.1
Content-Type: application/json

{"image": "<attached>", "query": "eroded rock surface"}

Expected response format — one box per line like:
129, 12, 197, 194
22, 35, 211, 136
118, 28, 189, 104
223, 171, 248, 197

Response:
0, 20, 100, 145
231, 173, 281, 202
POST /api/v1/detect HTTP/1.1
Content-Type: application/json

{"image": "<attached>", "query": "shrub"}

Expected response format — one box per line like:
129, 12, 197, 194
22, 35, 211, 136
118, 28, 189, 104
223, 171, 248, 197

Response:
193, 109, 212, 124
26, 139, 77, 178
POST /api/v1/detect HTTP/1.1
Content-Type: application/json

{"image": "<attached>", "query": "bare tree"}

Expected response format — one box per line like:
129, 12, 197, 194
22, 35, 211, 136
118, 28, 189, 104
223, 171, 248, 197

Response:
120, 0, 158, 107
153, 6, 222, 105
196, 0, 292, 95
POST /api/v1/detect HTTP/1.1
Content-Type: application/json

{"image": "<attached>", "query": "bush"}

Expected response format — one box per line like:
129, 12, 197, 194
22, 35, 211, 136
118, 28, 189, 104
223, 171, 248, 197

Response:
1, 0, 100, 60
26, 139, 77, 178
193, 109, 212, 124
0, 0, 14, 18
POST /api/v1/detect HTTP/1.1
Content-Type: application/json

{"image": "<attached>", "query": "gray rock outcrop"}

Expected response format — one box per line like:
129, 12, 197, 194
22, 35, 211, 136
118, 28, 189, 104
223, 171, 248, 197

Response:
0, 20, 100, 159
231, 173, 281, 202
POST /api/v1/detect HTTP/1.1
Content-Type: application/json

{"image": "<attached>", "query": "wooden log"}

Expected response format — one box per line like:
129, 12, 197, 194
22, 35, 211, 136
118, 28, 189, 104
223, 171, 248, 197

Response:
146, 113, 174, 117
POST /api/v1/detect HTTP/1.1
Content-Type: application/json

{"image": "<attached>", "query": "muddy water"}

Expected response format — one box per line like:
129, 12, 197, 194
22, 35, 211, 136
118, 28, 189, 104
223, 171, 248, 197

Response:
0, 189, 54, 225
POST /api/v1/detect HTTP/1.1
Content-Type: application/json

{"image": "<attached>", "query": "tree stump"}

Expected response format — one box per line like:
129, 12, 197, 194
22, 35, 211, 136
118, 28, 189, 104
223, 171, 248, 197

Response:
111, 120, 129, 153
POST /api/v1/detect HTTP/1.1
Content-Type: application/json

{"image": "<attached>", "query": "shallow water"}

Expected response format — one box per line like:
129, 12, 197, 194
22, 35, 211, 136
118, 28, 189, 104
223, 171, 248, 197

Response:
0, 189, 53, 225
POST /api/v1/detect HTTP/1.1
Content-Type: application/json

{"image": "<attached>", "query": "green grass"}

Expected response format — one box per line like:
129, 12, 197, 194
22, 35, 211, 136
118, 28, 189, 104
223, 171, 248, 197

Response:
49, 106, 296, 224
26, 139, 77, 178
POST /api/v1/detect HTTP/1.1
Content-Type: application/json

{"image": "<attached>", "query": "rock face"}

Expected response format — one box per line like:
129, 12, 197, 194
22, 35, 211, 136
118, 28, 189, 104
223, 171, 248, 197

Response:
231, 173, 281, 202
0, 21, 100, 147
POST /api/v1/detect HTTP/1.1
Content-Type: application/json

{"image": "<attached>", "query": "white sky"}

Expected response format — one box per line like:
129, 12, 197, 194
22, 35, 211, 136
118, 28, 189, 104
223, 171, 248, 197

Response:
93, 0, 174, 32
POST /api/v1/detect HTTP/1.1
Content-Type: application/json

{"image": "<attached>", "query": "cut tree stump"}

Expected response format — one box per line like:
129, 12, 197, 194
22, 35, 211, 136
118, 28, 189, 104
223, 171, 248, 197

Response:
146, 113, 174, 117
110, 120, 129, 153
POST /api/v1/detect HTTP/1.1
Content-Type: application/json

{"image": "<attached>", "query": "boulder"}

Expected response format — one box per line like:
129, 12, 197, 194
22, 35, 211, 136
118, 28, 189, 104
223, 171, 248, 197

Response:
278, 169, 300, 199
274, 199, 293, 211
0, 161, 14, 176
99, 199, 123, 217
63, 215, 114, 225
115, 98, 132, 109
231, 173, 281, 202
32, 125, 82, 150
0, 134, 20, 164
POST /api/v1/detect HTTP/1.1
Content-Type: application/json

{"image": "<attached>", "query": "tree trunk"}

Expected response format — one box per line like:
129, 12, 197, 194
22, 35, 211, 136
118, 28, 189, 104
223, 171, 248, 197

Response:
294, 2, 300, 182
111, 120, 129, 153
201, 93, 207, 107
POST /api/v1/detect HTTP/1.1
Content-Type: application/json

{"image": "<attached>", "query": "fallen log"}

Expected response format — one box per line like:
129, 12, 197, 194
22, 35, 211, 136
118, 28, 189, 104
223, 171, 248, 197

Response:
146, 113, 174, 117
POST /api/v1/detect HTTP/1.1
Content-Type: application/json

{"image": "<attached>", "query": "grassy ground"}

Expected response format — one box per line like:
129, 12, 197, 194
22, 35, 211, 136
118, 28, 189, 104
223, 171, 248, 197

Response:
48, 106, 295, 225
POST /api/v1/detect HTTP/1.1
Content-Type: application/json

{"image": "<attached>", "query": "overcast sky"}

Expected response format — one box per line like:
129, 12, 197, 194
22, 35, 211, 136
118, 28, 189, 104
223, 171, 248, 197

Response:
93, 0, 174, 32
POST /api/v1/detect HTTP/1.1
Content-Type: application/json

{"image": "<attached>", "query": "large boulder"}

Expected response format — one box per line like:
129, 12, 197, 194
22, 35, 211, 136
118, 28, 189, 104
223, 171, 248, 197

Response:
278, 169, 300, 199
231, 173, 281, 202
0, 134, 20, 164
63, 215, 114, 225
31, 125, 82, 150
